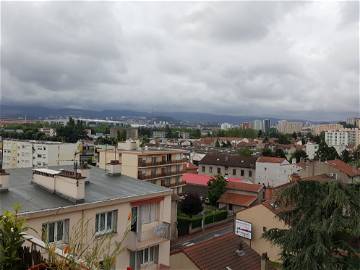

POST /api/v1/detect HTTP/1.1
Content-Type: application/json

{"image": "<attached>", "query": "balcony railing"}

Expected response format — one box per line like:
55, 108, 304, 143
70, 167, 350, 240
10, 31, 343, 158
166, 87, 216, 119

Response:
138, 158, 187, 167
127, 222, 170, 251
163, 181, 186, 188
138, 170, 185, 180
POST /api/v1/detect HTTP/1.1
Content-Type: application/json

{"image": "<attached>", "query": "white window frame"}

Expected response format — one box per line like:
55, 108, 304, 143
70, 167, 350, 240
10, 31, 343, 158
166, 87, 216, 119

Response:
139, 246, 157, 266
95, 210, 117, 235
42, 219, 69, 243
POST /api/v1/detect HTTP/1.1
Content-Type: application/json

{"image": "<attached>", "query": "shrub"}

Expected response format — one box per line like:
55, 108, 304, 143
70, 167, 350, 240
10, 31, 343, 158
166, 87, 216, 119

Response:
180, 193, 203, 216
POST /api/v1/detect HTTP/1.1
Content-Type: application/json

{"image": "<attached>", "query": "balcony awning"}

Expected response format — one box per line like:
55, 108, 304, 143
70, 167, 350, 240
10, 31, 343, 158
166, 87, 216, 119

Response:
131, 196, 164, 206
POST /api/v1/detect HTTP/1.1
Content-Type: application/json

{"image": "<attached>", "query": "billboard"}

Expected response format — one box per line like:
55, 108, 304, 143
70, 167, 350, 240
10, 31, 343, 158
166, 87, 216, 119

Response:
235, 219, 252, 240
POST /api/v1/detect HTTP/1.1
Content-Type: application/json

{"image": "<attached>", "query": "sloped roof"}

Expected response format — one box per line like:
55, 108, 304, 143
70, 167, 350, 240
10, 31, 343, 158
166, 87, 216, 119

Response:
182, 173, 244, 186
226, 182, 263, 193
183, 233, 263, 270
257, 156, 287, 164
326, 159, 360, 177
199, 153, 257, 169
218, 192, 257, 207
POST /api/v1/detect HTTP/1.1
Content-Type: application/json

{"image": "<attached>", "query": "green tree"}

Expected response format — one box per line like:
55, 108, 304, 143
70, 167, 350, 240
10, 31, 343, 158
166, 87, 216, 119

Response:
57, 117, 87, 143
215, 140, 220, 148
0, 206, 29, 270
278, 134, 291, 144
262, 148, 274, 157
341, 149, 351, 163
263, 180, 360, 270
290, 149, 308, 163
315, 141, 339, 161
180, 193, 203, 217
274, 148, 287, 158
207, 175, 228, 206
237, 148, 252, 157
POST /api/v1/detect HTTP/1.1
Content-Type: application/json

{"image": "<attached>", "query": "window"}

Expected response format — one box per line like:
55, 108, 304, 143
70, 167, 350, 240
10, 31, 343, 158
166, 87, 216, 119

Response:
140, 203, 158, 224
202, 166, 205, 172
209, 166, 213, 173
241, 170, 244, 176
95, 210, 118, 235
228, 204, 233, 211
217, 167, 221, 174
131, 207, 138, 232
42, 219, 69, 243
138, 246, 159, 266
249, 171, 252, 177
233, 169, 236, 175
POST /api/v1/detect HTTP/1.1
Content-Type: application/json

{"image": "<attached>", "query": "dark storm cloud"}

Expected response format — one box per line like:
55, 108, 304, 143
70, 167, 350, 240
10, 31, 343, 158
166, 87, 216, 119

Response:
1, 1, 359, 120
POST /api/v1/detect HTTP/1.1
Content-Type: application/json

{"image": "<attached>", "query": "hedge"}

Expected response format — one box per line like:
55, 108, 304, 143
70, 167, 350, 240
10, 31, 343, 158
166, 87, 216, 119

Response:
178, 210, 228, 235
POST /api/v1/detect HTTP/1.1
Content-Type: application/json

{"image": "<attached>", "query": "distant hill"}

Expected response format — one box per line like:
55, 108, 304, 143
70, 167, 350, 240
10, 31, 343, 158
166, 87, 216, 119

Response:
0, 104, 320, 124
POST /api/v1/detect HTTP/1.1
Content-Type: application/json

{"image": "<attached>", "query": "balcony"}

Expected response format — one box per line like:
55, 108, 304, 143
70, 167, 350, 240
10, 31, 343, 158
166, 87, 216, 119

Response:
163, 181, 186, 188
127, 221, 170, 251
138, 170, 185, 180
138, 158, 187, 168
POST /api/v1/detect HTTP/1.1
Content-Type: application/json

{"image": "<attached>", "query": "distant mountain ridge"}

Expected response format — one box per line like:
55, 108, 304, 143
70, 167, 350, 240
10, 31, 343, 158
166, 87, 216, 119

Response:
0, 104, 326, 124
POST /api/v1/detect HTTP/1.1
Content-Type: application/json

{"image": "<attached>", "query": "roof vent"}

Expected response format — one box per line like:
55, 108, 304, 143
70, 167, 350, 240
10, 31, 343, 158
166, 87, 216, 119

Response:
235, 242, 245, 256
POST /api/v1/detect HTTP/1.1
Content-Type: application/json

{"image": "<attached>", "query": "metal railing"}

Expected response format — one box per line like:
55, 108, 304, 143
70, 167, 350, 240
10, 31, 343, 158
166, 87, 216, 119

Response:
138, 158, 187, 167
138, 170, 185, 180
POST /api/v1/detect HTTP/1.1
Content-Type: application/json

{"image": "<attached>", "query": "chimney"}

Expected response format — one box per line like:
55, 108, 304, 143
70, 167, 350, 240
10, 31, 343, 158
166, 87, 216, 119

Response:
32, 168, 85, 203
0, 169, 10, 192
261, 253, 269, 270
107, 160, 121, 176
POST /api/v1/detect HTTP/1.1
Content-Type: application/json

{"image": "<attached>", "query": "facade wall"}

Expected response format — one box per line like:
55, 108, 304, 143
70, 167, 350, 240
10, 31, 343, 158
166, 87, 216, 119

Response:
170, 252, 198, 270
199, 164, 255, 182
24, 194, 172, 270
98, 150, 121, 170
255, 162, 301, 187
298, 161, 359, 183
236, 205, 288, 262
305, 143, 319, 160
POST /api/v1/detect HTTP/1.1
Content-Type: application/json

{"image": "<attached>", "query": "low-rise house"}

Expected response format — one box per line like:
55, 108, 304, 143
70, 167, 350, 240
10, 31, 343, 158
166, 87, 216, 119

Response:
199, 153, 257, 182
305, 142, 319, 160
218, 182, 264, 213
182, 173, 246, 199
184, 162, 198, 174
236, 202, 288, 262
255, 156, 302, 187
0, 166, 173, 270
170, 233, 271, 270
299, 159, 360, 183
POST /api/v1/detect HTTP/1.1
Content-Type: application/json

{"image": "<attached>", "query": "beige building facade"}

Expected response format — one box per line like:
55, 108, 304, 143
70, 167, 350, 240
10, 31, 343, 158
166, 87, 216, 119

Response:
1, 166, 173, 270
236, 204, 288, 262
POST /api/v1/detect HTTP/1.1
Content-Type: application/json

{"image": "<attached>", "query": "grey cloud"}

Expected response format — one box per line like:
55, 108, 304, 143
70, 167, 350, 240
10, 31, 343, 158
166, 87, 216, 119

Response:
1, 1, 359, 120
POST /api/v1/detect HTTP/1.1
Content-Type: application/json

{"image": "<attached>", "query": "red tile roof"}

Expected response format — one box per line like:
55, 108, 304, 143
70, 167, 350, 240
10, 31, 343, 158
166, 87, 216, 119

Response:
182, 173, 244, 186
257, 156, 287, 163
226, 182, 263, 193
326, 159, 360, 177
218, 192, 257, 207
183, 233, 263, 270
200, 153, 257, 169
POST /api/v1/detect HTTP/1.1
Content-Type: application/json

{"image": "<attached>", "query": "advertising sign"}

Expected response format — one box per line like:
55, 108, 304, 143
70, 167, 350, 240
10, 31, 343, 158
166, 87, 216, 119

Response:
235, 219, 252, 240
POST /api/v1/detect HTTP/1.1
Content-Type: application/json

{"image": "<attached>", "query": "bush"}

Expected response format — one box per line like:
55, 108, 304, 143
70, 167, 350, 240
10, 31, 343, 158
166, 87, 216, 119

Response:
191, 216, 203, 228
204, 210, 228, 225
180, 193, 203, 216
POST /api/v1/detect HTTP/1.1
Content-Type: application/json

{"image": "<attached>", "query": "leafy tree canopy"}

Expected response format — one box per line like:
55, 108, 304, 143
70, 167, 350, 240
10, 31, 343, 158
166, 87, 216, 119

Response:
263, 180, 360, 270
180, 193, 203, 216
207, 175, 228, 206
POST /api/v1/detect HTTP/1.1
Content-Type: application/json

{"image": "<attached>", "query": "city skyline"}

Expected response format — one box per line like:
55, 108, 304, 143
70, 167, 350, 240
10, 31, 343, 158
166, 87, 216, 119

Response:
1, 1, 359, 121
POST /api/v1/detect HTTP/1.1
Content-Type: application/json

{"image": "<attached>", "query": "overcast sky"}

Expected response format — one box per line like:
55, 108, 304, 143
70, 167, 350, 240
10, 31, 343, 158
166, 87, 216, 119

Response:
1, 1, 359, 120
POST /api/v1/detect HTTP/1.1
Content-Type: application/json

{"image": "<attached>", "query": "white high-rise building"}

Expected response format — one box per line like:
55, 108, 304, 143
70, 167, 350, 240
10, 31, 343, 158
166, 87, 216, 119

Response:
325, 128, 360, 154
252, 120, 263, 131
2, 139, 77, 169
220, 122, 233, 130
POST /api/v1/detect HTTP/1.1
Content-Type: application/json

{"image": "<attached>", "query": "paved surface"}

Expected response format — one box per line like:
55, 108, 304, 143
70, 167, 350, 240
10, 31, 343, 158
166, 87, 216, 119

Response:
171, 220, 234, 252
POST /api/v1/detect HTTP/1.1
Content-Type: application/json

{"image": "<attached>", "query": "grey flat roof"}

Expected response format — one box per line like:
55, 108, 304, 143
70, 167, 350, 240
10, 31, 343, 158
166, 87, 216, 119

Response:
0, 166, 170, 215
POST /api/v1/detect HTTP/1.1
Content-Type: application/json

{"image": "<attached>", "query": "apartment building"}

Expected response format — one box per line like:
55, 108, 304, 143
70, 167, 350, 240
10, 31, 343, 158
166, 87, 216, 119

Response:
276, 120, 303, 134
38, 127, 57, 137
305, 142, 319, 160
325, 128, 360, 154
2, 139, 77, 169
199, 153, 257, 182
311, 123, 343, 135
0, 166, 172, 270
98, 147, 186, 239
